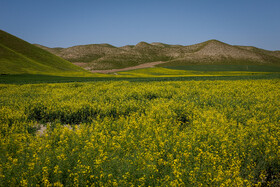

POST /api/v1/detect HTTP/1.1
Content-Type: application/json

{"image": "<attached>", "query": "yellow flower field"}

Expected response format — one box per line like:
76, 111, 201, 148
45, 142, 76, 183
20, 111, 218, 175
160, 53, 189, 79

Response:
0, 79, 279, 186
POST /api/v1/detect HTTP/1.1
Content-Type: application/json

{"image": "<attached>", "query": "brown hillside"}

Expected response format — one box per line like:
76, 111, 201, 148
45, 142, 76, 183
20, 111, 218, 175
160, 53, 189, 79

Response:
35, 40, 280, 70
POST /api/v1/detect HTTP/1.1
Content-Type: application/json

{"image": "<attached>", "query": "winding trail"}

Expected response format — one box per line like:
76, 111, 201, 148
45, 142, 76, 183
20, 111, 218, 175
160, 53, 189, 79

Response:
90, 61, 167, 74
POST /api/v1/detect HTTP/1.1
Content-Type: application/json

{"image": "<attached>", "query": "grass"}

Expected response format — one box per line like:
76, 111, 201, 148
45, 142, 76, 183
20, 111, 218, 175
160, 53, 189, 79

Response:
0, 30, 87, 75
163, 64, 280, 72
118, 66, 279, 77
0, 68, 279, 84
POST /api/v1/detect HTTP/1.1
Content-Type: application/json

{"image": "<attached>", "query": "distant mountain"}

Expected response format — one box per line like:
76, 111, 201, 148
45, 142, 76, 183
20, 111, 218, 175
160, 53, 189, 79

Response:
37, 40, 280, 71
0, 30, 87, 75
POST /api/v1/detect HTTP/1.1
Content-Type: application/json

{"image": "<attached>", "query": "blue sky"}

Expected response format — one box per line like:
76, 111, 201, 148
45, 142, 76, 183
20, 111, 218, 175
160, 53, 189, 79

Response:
1, 0, 280, 50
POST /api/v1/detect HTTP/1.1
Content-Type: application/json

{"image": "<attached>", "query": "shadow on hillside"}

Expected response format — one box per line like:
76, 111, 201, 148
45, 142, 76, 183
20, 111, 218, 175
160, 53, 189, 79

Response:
0, 73, 279, 84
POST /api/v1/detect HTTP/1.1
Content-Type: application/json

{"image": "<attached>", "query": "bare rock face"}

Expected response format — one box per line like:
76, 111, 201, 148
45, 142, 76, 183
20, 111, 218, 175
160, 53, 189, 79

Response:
35, 40, 280, 70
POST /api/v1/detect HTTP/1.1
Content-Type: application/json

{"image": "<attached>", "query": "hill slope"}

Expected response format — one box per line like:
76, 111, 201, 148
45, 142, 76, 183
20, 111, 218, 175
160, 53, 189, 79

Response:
37, 40, 280, 71
0, 30, 87, 75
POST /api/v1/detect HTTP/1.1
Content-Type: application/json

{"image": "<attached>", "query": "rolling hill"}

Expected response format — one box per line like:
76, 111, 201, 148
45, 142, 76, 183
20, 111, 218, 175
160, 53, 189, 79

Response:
0, 30, 88, 75
36, 40, 280, 71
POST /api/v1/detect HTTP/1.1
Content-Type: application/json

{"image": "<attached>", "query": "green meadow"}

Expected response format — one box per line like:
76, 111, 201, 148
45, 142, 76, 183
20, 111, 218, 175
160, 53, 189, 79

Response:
1, 65, 280, 84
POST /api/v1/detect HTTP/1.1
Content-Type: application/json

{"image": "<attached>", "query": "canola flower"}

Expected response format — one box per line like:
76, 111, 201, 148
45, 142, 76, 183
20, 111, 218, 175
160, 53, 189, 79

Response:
0, 79, 279, 186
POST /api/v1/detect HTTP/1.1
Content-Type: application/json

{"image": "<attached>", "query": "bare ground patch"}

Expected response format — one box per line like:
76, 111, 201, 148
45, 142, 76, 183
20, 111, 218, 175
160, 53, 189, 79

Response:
90, 61, 167, 74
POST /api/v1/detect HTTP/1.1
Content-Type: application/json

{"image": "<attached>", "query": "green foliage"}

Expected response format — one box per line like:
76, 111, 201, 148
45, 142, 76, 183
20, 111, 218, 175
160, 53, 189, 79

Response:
0, 78, 280, 186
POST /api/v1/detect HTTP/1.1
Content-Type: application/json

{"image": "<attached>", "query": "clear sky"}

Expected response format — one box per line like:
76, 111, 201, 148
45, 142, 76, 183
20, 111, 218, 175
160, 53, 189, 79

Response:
1, 0, 280, 50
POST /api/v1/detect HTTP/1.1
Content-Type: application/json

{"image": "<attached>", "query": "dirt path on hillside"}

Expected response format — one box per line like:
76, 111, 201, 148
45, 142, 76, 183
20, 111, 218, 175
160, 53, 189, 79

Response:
90, 61, 167, 73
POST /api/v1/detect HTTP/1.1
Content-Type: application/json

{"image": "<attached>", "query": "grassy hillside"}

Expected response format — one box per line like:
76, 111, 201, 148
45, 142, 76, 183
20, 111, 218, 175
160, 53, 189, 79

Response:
0, 30, 88, 75
38, 40, 280, 71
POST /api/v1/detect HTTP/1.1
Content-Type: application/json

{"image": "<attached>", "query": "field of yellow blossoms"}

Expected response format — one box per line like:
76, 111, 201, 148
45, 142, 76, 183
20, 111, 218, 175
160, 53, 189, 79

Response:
0, 79, 279, 186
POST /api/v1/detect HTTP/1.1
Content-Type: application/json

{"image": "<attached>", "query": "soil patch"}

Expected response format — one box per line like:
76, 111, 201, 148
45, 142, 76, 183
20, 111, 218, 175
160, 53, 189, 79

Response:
90, 61, 167, 74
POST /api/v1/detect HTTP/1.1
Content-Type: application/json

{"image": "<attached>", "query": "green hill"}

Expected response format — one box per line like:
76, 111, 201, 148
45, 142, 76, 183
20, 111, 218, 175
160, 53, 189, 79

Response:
38, 39, 280, 71
0, 30, 88, 75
